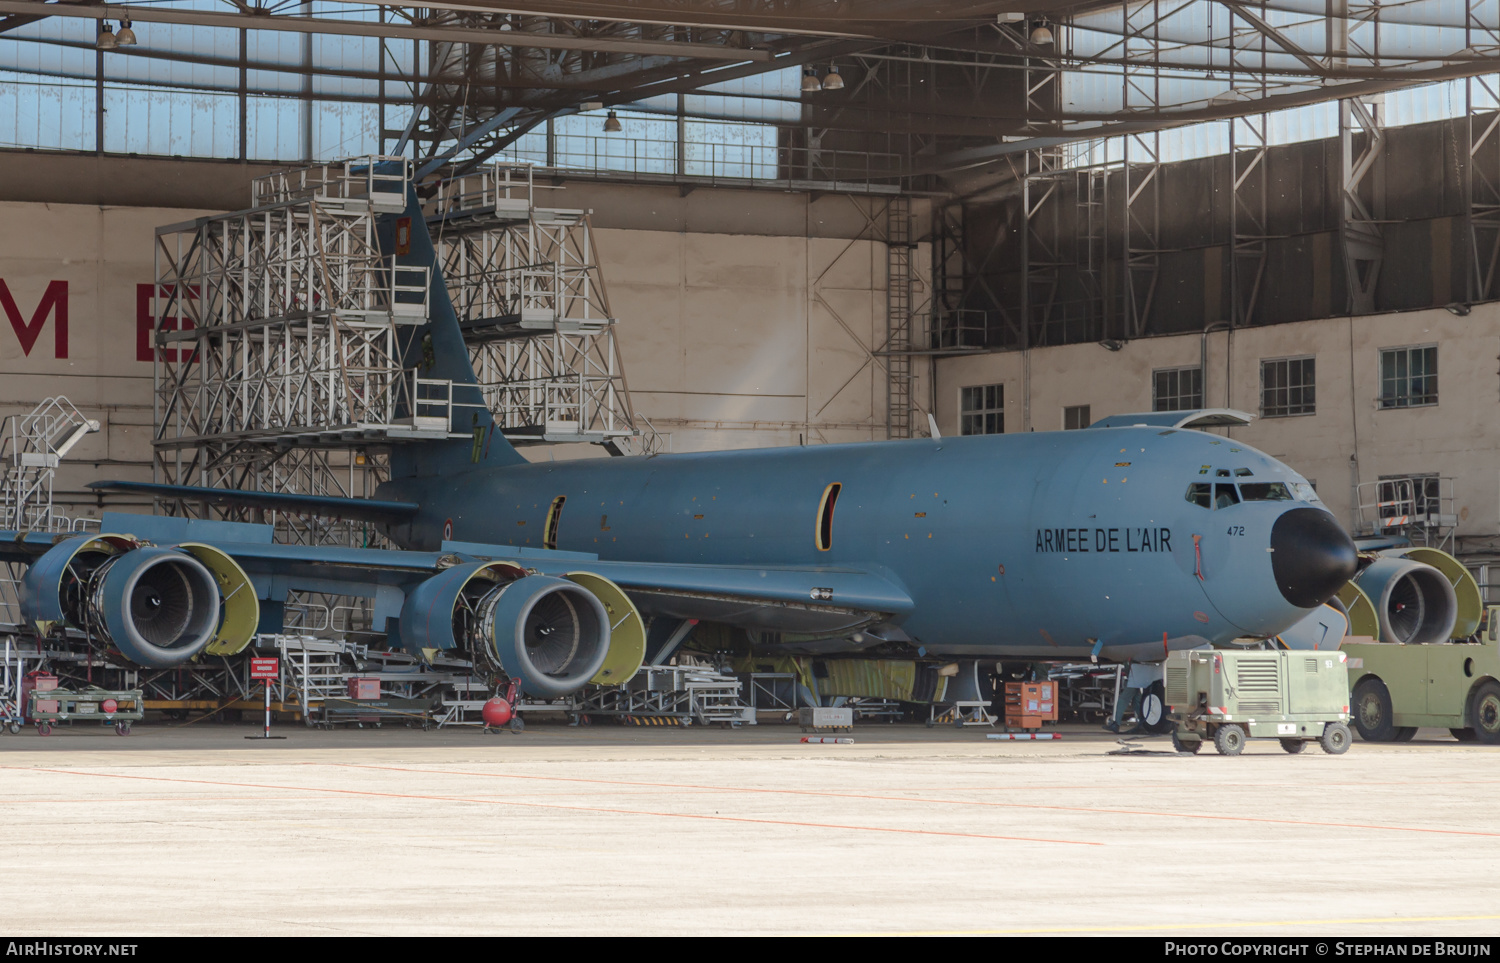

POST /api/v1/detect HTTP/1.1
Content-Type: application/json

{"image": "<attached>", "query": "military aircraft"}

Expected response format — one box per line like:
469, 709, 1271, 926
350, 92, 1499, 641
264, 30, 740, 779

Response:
5, 181, 1456, 723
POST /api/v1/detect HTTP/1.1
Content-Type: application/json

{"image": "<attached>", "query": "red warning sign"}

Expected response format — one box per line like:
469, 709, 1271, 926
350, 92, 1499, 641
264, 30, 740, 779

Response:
249, 657, 279, 680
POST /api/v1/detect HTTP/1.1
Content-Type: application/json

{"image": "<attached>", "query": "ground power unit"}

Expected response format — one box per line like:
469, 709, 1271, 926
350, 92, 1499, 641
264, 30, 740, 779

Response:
1164, 649, 1352, 756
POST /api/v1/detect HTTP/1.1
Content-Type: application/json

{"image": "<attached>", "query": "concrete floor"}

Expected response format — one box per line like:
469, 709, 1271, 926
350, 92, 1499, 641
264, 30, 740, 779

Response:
1, 720, 1498, 936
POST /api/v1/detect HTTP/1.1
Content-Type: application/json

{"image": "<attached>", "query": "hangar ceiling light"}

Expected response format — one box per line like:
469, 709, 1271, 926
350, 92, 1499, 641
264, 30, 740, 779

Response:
95, 22, 116, 50
116, 18, 137, 46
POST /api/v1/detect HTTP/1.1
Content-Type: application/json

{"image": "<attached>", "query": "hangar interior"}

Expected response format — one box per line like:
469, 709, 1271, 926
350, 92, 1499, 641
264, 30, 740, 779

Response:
1, 0, 1499, 732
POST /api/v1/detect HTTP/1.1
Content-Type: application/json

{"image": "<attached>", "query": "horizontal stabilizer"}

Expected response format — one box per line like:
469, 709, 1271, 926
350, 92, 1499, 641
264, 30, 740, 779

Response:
87, 481, 420, 524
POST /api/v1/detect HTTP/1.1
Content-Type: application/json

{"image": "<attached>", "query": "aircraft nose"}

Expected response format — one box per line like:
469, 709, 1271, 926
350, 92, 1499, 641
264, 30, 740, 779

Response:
1270, 507, 1358, 608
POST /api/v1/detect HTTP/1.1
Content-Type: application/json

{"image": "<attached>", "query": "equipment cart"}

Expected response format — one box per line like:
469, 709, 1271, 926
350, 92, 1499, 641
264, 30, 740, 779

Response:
313, 694, 441, 729
28, 687, 144, 736
1164, 649, 1352, 756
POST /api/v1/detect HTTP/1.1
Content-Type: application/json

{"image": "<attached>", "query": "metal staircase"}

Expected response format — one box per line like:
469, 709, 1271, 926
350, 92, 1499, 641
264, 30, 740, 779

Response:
1, 396, 100, 533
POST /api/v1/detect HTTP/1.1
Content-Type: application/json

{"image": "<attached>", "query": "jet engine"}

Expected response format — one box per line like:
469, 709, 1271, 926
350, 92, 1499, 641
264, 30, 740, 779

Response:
476, 575, 612, 698
1351, 555, 1457, 644
21, 535, 238, 667
399, 564, 645, 697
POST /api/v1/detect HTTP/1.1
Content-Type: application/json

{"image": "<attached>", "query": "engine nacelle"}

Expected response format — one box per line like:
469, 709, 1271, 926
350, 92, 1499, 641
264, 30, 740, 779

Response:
478, 575, 613, 698
1378, 547, 1482, 639
398, 560, 528, 653
96, 547, 224, 667
1353, 556, 1457, 644
20, 536, 228, 667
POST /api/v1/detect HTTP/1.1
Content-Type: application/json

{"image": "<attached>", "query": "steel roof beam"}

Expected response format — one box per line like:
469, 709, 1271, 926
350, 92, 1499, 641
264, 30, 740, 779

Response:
916, 56, 1500, 176
0, 0, 774, 60
1215, 0, 1332, 77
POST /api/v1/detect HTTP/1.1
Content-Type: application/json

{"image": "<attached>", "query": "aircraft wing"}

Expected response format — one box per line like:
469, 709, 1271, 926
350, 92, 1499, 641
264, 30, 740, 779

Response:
86, 481, 420, 524
209, 538, 912, 635
519, 557, 913, 633
8, 513, 912, 654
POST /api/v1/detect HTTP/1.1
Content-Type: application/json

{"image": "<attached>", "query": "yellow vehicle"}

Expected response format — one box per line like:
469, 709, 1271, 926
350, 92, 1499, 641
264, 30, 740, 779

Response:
1342, 606, 1500, 743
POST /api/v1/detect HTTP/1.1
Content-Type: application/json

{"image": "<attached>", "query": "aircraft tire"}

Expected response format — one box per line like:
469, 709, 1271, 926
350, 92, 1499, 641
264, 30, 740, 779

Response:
1213, 724, 1245, 756
1467, 681, 1500, 745
1352, 678, 1398, 742
1170, 731, 1201, 754
1320, 721, 1352, 755
1451, 728, 1477, 742
1279, 738, 1306, 754
1394, 727, 1417, 742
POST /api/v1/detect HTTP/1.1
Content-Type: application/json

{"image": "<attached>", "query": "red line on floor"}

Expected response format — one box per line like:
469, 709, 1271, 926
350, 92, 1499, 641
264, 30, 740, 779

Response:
331, 763, 1500, 839
0, 765, 1098, 847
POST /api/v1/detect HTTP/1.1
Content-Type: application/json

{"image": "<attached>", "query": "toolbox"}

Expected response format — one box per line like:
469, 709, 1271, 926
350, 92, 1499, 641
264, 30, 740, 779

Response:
1004, 681, 1058, 729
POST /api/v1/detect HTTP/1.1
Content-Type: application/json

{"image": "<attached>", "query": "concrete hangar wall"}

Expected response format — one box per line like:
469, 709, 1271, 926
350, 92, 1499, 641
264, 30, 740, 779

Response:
0, 151, 930, 521
934, 303, 1500, 562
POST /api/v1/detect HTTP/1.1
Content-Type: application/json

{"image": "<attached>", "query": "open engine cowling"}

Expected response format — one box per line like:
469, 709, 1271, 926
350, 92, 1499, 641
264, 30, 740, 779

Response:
1353, 556, 1457, 644
400, 564, 645, 696
21, 535, 234, 668
478, 575, 613, 698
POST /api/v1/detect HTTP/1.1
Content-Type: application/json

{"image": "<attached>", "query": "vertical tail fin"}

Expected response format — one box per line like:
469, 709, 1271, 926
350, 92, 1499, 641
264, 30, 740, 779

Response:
380, 180, 527, 479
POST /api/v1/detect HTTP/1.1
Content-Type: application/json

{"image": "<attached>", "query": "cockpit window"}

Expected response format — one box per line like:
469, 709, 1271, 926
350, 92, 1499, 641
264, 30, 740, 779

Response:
1214, 484, 1241, 509
1234, 468, 1253, 477
1215, 469, 1231, 477
1240, 482, 1293, 501
1186, 483, 1212, 509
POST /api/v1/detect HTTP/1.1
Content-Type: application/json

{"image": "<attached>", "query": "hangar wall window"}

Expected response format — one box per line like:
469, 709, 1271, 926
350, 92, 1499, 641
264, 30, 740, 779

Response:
1063, 405, 1091, 430
1152, 367, 1202, 412
1261, 357, 1316, 417
960, 385, 1004, 435
1379, 345, 1438, 408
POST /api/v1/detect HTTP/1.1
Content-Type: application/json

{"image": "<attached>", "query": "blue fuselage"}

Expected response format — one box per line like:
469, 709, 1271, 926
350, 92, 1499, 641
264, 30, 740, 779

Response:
378, 426, 1326, 660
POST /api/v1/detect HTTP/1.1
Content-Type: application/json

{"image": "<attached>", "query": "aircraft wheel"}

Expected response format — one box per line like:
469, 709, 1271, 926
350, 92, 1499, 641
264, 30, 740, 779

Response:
1467, 681, 1500, 745
1213, 724, 1245, 756
1138, 681, 1172, 735
509, 716, 526, 733
1279, 738, 1306, 754
1352, 678, 1398, 742
1320, 721, 1352, 755
1394, 727, 1417, 742
1170, 731, 1201, 754
1451, 728, 1477, 742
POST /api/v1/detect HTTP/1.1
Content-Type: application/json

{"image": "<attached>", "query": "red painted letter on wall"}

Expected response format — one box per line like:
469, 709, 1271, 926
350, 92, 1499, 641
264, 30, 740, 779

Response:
0, 279, 68, 358
137, 283, 196, 362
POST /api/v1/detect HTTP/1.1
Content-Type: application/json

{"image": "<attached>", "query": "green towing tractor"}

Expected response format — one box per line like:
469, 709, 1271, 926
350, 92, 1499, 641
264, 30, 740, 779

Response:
1343, 603, 1500, 744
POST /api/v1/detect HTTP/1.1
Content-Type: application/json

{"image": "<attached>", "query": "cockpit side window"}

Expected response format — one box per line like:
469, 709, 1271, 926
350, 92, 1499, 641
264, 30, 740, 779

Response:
1215, 469, 1231, 477
1186, 483, 1212, 509
1241, 482, 1293, 501
1234, 468, 1253, 477
1214, 484, 1241, 509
